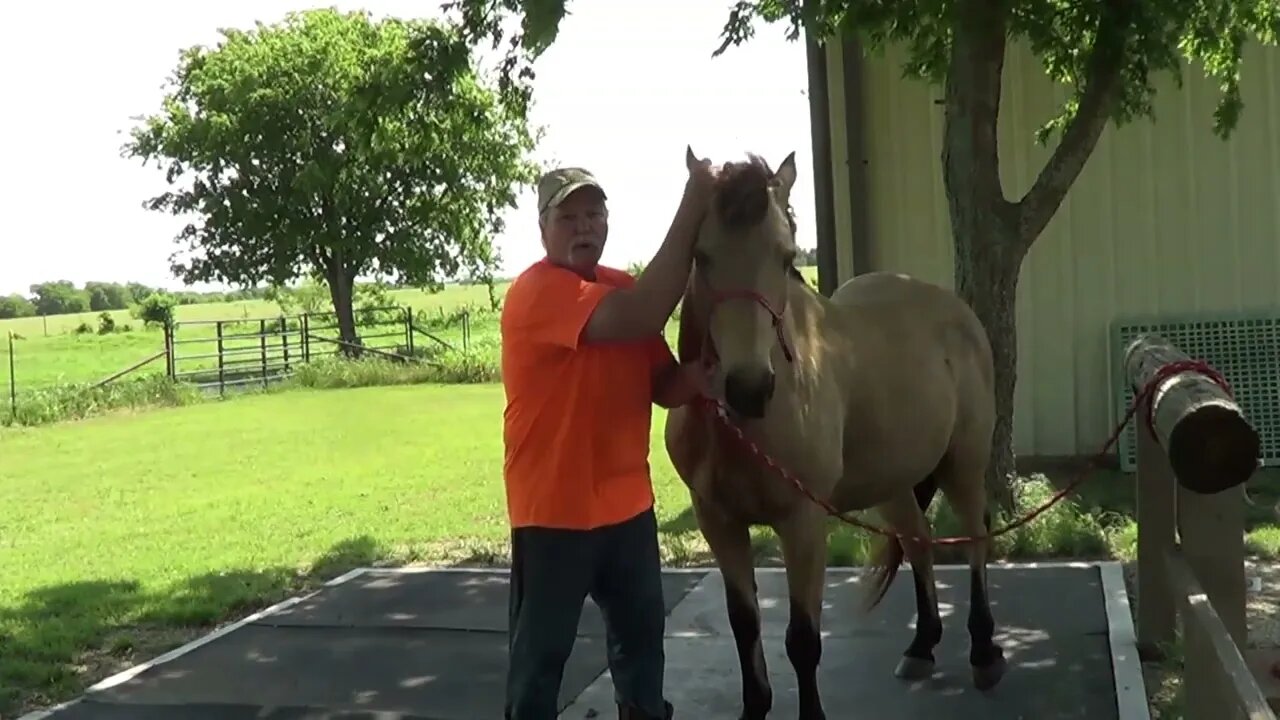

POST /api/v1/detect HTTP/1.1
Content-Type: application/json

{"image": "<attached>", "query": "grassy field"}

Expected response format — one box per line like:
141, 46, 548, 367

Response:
0, 282, 509, 392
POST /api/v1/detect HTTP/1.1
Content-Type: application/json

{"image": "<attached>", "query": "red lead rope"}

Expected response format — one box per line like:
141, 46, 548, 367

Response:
693, 282, 1233, 547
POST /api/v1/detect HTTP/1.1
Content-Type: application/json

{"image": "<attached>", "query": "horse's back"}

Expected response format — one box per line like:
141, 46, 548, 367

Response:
830, 271, 992, 376
829, 270, 995, 457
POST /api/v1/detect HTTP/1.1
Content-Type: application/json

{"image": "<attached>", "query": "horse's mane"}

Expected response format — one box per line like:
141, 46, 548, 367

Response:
711, 154, 798, 237
676, 154, 807, 364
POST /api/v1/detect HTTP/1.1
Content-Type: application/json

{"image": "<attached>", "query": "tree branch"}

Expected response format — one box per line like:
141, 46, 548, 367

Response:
1016, 0, 1132, 244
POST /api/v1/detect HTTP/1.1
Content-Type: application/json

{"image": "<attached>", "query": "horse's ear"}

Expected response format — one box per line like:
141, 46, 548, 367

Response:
772, 151, 798, 200
686, 145, 699, 172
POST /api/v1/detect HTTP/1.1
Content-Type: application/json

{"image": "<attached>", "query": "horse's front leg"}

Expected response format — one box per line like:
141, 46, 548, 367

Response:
693, 498, 772, 720
775, 506, 829, 720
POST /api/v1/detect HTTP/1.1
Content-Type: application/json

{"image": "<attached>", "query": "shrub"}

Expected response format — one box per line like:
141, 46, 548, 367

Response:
0, 373, 203, 427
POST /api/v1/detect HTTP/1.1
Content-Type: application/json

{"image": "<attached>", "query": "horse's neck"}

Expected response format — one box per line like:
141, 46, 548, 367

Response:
777, 281, 831, 393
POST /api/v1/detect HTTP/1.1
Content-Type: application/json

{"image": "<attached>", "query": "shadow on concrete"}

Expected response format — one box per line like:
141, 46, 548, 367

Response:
1, 535, 455, 717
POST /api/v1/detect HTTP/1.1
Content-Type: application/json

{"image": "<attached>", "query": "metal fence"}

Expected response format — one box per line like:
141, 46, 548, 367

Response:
168, 305, 420, 395
4, 304, 473, 415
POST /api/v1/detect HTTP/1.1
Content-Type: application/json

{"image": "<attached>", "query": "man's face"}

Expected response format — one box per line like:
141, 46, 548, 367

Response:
541, 187, 608, 277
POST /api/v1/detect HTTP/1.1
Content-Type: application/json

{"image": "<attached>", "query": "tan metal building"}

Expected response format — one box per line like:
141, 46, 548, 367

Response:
804, 35, 1280, 464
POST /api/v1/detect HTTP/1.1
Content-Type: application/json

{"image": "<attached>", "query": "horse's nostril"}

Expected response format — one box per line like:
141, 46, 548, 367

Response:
724, 370, 775, 418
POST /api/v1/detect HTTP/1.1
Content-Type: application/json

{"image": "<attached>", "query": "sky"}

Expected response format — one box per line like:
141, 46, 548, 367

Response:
0, 0, 816, 296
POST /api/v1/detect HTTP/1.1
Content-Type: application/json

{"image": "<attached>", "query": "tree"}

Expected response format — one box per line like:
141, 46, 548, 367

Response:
123, 9, 542, 349
84, 282, 131, 311
28, 281, 88, 316
0, 294, 36, 319
450, 0, 1278, 505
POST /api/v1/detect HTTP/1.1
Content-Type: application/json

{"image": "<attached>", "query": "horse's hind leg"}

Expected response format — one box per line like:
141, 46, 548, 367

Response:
870, 488, 943, 681
775, 507, 830, 720
693, 499, 772, 720
938, 458, 1006, 691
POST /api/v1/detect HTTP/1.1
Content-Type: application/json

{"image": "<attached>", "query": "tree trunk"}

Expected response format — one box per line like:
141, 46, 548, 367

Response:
325, 266, 361, 357
955, 233, 1026, 511
941, 0, 1021, 511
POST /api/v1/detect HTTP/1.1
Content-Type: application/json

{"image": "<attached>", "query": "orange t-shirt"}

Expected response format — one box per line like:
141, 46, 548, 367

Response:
500, 258, 675, 530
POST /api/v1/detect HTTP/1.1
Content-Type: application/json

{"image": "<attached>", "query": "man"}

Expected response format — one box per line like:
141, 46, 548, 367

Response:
499, 157, 716, 720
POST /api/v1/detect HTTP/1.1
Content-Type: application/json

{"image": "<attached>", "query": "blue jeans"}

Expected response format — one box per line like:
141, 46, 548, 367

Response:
504, 507, 671, 719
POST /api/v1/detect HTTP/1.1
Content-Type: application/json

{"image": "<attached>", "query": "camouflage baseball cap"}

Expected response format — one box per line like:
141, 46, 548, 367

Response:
536, 167, 607, 214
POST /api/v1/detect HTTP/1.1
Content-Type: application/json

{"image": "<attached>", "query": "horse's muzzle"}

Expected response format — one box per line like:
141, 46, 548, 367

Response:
723, 367, 775, 419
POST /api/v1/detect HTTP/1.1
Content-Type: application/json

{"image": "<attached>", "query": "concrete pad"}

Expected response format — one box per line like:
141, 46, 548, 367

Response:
264, 568, 707, 635
666, 564, 1108, 639
25, 564, 1136, 720
88, 624, 604, 719
44, 700, 435, 719
560, 632, 1116, 720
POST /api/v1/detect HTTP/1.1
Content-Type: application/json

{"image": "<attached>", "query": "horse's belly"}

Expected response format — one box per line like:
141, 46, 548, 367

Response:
705, 453, 803, 525
827, 466, 922, 511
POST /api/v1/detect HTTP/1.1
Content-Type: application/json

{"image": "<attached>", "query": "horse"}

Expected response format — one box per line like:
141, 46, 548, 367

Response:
663, 147, 1006, 719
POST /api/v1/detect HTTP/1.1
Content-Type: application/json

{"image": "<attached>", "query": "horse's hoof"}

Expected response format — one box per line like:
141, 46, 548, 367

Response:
972, 653, 1008, 691
894, 655, 935, 681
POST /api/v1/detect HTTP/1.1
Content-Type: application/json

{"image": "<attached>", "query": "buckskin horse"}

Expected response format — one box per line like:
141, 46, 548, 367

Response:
664, 148, 1006, 719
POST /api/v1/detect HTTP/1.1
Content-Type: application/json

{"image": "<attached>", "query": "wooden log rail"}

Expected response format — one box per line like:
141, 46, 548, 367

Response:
1125, 333, 1271, 719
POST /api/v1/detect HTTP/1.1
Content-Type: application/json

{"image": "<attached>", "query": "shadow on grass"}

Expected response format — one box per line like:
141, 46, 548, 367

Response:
0, 536, 418, 717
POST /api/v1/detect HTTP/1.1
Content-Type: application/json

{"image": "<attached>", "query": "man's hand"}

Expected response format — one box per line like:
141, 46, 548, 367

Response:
653, 360, 715, 409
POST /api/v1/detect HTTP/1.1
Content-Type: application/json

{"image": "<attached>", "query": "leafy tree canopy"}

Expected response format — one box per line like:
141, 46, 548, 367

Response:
454, 0, 1278, 144
123, 8, 541, 342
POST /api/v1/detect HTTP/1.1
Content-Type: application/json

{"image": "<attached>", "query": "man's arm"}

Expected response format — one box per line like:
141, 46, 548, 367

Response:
579, 161, 715, 345
649, 338, 707, 409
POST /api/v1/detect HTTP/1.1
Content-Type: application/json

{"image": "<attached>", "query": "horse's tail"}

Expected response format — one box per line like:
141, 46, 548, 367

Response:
861, 533, 904, 612
861, 474, 939, 612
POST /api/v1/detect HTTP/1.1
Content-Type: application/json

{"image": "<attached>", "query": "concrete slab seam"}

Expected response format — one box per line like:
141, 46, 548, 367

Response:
1098, 561, 1152, 720
371, 560, 1106, 575
14, 566, 372, 720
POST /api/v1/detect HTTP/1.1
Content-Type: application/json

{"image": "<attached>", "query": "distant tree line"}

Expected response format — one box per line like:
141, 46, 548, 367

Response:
0, 280, 273, 320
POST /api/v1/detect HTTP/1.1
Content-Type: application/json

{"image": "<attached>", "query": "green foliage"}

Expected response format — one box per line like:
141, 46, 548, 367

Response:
0, 294, 36, 319
29, 281, 89, 316
464, 1, 1278, 145
733, 0, 1277, 141
97, 312, 116, 335
267, 277, 330, 316
0, 374, 203, 428
133, 293, 177, 329
84, 282, 131, 312
121, 9, 542, 325
288, 351, 499, 389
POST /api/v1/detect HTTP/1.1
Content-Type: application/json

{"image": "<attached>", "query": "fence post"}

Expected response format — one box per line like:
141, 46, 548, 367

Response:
259, 318, 268, 388
1125, 332, 1264, 719
7, 331, 15, 418
302, 314, 311, 363
280, 317, 291, 373
1136, 398, 1176, 657
164, 321, 175, 379
405, 306, 414, 356
217, 321, 226, 397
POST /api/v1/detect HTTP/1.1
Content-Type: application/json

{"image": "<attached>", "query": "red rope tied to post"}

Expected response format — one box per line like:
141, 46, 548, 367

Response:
694, 302, 1233, 546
